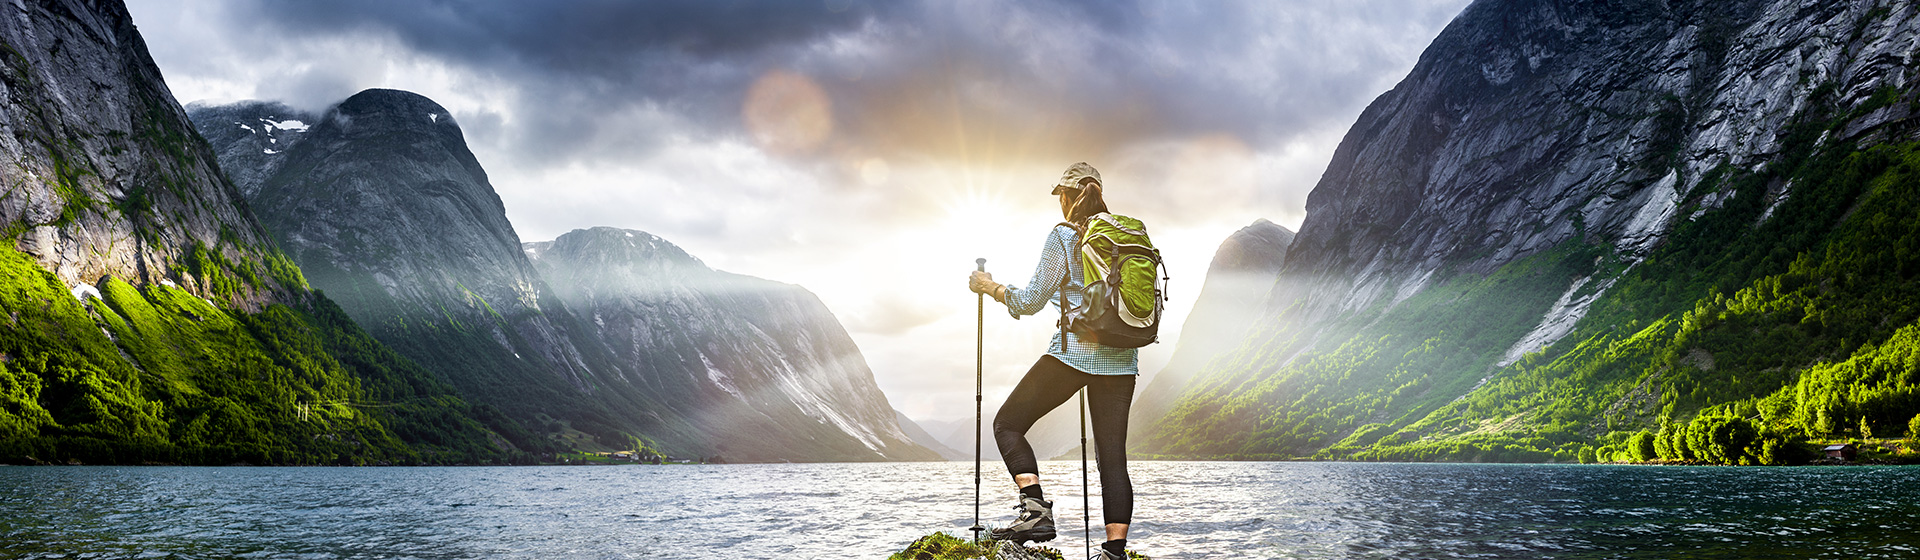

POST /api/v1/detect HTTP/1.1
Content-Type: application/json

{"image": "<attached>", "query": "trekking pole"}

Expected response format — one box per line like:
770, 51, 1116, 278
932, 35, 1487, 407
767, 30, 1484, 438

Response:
971, 258, 986, 543
1080, 387, 1091, 556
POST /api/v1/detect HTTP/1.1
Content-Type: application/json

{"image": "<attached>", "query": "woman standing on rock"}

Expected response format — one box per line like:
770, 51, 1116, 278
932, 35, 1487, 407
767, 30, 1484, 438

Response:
968, 162, 1137, 560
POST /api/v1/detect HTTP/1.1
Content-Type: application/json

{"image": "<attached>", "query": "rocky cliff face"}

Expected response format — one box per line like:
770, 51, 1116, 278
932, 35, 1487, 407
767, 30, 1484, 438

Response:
0, 0, 299, 306
0, 1, 506, 465
527, 227, 935, 461
1144, 0, 1920, 461
1275, 0, 1910, 350
1130, 219, 1292, 430
243, 90, 549, 351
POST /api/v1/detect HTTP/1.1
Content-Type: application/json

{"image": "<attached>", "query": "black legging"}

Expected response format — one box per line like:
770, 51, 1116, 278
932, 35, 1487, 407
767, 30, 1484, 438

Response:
993, 355, 1135, 525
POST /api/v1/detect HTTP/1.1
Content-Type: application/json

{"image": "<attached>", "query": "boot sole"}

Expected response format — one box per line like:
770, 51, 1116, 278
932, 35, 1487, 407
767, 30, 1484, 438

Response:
991, 526, 1057, 543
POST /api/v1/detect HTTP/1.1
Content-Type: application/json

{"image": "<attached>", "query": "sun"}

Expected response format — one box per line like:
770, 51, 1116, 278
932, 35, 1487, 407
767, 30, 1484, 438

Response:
940, 191, 1013, 232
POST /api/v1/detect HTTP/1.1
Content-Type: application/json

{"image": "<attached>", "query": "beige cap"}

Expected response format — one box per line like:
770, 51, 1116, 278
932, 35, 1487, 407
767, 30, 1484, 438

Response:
1051, 162, 1102, 195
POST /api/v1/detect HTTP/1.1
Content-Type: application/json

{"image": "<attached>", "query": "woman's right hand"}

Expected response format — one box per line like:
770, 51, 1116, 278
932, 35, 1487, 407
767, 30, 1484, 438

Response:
968, 271, 996, 294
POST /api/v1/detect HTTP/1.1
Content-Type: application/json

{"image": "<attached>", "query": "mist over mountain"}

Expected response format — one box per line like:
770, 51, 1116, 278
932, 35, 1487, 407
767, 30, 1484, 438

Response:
1144, 0, 1920, 464
526, 227, 934, 461
895, 410, 966, 461
191, 91, 933, 462
1132, 218, 1294, 432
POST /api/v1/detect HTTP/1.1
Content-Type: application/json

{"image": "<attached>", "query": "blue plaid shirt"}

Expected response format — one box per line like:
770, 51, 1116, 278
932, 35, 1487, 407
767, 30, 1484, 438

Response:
1002, 224, 1139, 376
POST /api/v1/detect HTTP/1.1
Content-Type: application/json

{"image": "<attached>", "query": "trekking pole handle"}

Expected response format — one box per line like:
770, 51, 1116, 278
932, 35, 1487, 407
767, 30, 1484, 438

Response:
976, 258, 986, 272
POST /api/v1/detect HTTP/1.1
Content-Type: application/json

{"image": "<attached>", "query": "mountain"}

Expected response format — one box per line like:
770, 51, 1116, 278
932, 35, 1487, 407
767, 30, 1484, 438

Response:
0, 1, 509, 464
525, 227, 936, 461
896, 410, 966, 461
1130, 219, 1293, 431
1142, 0, 1920, 465
192, 91, 933, 462
190, 89, 700, 455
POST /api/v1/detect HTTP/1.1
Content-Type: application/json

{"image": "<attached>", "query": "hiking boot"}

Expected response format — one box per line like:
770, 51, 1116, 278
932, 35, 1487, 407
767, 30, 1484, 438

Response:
989, 495, 1056, 543
1090, 549, 1125, 560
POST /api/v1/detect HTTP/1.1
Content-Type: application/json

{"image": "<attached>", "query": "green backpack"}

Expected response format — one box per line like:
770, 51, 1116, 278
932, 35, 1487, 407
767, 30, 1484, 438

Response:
1061, 212, 1167, 348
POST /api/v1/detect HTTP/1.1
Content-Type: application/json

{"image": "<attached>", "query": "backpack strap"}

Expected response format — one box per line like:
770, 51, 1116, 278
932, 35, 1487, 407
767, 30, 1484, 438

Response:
1086, 212, 1144, 236
1055, 222, 1079, 346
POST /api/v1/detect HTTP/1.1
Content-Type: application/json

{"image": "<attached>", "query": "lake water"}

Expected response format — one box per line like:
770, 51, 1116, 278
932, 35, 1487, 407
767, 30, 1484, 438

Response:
2, 461, 1917, 559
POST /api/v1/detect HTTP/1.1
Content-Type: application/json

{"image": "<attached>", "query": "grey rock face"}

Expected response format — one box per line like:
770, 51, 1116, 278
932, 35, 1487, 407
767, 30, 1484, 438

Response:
1131, 219, 1293, 429
0, 0, 294, 306
186, 101, 316, 199
528, 227, 936, 461
1265, 0, 1920, 368
248, 90, 556, 356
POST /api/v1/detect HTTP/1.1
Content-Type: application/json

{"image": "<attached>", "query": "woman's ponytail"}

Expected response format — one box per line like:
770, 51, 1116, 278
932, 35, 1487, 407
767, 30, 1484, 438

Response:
1066, 177, 1108, 225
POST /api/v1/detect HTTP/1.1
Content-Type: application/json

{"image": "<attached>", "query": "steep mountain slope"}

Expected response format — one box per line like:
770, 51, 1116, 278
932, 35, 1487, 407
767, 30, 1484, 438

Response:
194, 91, 933, 462
1144, 0, 1920, 464
1130, 219, 1293, 431
0, 0, 507, 464
194, 89, 673, 453
525, 227, 935, 461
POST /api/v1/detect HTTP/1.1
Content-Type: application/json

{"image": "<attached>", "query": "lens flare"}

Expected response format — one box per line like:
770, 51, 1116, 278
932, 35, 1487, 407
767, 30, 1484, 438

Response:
742, 70, 833, 154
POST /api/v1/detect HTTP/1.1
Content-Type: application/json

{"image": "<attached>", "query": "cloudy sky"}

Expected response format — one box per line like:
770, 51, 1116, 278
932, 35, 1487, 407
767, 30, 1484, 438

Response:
126, 0, 1470, 426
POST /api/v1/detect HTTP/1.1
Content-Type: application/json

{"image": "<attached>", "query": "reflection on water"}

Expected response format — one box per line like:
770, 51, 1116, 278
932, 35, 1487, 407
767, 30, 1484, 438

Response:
1, 461, 1917, 559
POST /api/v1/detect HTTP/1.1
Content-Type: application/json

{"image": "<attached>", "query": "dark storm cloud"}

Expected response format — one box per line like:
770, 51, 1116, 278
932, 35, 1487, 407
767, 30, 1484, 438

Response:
238, 0, 893, 63
214, 0, 899, 162
191, 0, 1464, 172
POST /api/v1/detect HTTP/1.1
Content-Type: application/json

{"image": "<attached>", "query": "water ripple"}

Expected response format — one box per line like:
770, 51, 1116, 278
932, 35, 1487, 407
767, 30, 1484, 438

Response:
2, 463, 1918, 558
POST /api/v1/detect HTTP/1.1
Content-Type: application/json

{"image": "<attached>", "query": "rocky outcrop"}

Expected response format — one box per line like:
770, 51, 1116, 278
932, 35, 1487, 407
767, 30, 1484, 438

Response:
1130, 219, 1292, 430
0, 0, 298, 307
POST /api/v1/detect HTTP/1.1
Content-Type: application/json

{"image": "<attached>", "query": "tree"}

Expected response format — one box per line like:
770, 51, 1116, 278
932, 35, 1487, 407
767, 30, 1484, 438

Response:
1755, 438, 1798, 466
1628, 431, 1657, 462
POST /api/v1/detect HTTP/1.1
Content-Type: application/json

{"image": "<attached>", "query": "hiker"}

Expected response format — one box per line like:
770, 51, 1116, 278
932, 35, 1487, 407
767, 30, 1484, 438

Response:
968, 162, 1137, 560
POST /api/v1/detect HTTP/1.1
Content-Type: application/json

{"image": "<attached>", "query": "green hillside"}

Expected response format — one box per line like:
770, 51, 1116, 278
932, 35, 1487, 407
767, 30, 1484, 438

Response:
0, 245, 527, 464
1142, 91, 1920, 465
